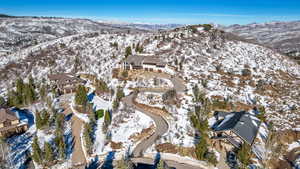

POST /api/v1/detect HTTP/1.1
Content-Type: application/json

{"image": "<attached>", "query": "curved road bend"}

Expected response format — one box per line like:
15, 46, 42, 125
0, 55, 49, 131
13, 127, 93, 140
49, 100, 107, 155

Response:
122, 73, 207, 169
122, 93, 168, 157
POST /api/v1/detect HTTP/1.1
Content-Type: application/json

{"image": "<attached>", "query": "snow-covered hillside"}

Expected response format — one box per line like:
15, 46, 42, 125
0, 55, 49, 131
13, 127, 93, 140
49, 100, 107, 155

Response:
1, 25, 299, 132
0, 16, 146, 56
222, 21, 300, 62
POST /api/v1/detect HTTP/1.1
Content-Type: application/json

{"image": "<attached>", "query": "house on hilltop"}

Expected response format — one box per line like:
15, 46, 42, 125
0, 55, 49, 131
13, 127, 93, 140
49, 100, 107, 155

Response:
211, 111, 261, 149
122, 55, 167, 73
48, 73, 85, 94
0, 108, 28, 137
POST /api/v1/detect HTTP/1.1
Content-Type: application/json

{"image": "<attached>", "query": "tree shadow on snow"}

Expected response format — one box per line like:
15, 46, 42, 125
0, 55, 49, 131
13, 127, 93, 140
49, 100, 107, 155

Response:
65, 113, 73, 121
100, 151, 116, 169
85, 156, 100, 169
11, 108, 34, 127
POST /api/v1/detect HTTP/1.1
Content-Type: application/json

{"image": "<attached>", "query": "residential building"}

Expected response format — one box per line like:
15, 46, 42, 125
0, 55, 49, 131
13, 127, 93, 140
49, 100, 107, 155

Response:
48, 73, 85, 94
211, 111, 261, 149
122, 55, 167, 73
0, 108, 28, 137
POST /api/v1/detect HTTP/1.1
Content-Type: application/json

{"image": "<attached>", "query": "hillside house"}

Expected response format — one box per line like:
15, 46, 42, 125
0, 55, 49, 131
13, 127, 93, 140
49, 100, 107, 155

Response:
211, 111, 261, 149
0, 108, 28, 137
48, 73, 85, 94
122, 55, 167, 73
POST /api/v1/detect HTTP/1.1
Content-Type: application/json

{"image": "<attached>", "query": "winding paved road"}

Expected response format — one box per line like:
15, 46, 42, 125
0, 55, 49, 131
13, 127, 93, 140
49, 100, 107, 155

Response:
122, 72, 209, 169
123, 92, 169, 157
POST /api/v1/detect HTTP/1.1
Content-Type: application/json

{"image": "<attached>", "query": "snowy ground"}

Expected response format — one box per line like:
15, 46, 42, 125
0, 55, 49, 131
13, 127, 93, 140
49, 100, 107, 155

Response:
93, 102, 154, 156
6, 100, 73, 169
136, 92, 164, 108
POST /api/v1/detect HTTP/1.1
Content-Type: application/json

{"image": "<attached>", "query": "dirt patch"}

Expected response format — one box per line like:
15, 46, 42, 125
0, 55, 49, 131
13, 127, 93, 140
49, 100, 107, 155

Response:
129, 124, 155, 142
155, 143, 196, 158
110, 141, 123, 150
133, 94, 170, 117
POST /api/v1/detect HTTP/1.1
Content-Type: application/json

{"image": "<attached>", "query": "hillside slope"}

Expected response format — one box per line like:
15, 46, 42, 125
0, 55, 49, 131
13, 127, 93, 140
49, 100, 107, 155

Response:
0, 16, 146, 56
0, 26, 299, 132
223, 21, 300, 63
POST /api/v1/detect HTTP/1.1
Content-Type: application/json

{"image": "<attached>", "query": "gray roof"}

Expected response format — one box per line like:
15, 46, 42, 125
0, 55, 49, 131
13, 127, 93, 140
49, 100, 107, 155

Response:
0, 108, 18, 123
213, 111, 261, 145
125, 55, 166, 67
124, 55, 145, 66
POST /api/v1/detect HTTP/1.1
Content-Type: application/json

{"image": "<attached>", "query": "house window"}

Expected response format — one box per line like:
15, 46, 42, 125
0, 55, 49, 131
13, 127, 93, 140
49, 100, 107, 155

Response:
4, 121, 11, 127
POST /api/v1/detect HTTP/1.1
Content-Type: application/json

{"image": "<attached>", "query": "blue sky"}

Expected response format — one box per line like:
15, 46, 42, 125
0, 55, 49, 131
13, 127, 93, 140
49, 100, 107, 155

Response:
1, 0, 300, 25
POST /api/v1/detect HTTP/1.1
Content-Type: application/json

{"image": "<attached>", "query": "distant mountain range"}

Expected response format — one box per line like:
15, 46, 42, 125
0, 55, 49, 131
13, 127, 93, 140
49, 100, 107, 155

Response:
97, 20, 183, 31
0, 14, 183, 56
2, 13, 300, 64
0, 14, 149, 56
222, 21, 300, 63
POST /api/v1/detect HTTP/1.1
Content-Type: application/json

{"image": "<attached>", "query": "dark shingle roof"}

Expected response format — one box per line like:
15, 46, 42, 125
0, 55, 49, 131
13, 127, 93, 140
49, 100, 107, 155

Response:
48, 73, 85, 86
125, 55, 166, 67
213, 111, 261, 145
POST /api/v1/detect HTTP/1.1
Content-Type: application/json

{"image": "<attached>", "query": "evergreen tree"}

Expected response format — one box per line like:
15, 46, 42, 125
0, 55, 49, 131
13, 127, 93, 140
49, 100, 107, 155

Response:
28, 75, 35, 89
125, 46, 132, 57
104, 110, 111, 126
24, 84, 36, 105
192, 85, 200, 102
54, 113, 66, 159
58, 137, 66, 159
135, 43, 139, 52
157, 159, 165, 169
116, 87, 125, 101
55, 113, 65, 130
44, 142, 54, 162
31, 136, 42, 164
83, 122, 93, 154
39, 85, 46, 101
16, 78, 24, 105
237, 144, 251, 169
195, 138, 208, 160
112, 99, 120, 110
42, 109, 50, 127
35, 111, 43, 129
75, 85, 87, 106
16, 78, 24, 96
0, 96, 5, 107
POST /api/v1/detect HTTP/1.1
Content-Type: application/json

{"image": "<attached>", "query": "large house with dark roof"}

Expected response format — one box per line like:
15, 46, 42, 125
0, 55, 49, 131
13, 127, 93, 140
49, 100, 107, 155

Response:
211, 111, 261, 148
48, 73, 85, 94
0, 108, 28, 137
122, 55, 167, 73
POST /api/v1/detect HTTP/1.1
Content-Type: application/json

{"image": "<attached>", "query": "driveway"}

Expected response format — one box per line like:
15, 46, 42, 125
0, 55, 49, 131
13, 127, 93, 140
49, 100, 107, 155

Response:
123, 93, 168, 157
122, 72, 209, 169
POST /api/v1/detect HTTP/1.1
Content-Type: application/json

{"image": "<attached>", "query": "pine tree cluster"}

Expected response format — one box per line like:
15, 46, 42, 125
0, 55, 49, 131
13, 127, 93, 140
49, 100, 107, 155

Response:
8, 77, 37, 107
31, 114, 67, 167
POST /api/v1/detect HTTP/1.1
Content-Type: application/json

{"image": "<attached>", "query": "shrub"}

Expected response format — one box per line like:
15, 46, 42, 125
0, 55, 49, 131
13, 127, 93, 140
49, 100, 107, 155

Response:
125, 46, 132, 57
121, 70, 128, 78
162, 89, 177, 102
206, 152, 218, 166
256, 106, 266, 122
242, 68, 251, 77
237, 144, 251, 169
203, 24, 212, 31
95, 109, 104, 119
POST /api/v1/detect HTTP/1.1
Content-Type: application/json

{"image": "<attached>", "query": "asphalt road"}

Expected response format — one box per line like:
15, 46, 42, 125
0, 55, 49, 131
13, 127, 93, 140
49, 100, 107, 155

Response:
122, 93, 169, 157
122, 73, 208, 169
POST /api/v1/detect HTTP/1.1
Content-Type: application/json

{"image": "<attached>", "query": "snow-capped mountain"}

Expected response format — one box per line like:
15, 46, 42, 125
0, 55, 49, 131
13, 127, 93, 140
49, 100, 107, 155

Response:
222, 21, 300, 63
0, 15, 146, 56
